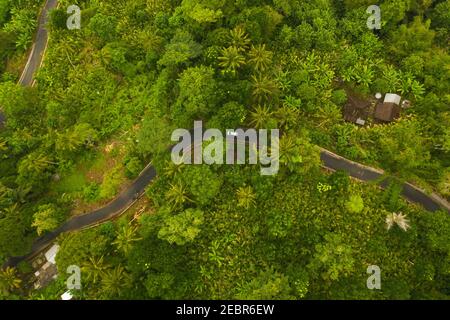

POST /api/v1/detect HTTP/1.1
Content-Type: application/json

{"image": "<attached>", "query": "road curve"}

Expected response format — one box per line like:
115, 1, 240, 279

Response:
3, 164, 156, 268
0, 0, 57, 126
2, 1, 450, 268
320, 149, 450, 213
19, 0, 58, 86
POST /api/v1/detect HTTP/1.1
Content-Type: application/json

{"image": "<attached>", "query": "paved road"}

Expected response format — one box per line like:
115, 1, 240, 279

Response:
3, 143, 450, 269
2, 1, 449, 268
320, 149, 450, 213
4, 164, 156, 268
0, 0, 57, 126
19, 0, 58, 86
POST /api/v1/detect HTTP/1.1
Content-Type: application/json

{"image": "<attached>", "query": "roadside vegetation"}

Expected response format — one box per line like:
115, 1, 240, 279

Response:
0, 0, 449, 300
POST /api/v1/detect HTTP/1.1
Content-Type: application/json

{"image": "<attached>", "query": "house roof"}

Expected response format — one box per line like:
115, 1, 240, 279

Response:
384, 93, 401, 105
45, 244, 60, 264
343, 95, 371, 123
374, 102, 400, 122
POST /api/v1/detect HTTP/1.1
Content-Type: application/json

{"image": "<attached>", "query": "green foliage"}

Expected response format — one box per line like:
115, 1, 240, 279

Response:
181, 166, 222, 206
174, 65, 218, 123
99, 166, 124, 200
2, 0, 450, 301
56, 229, 111, 274
158, 208, 204, 246
308, 233, 355, 282
32, 204, 65, 235
158, 30, 202, 67
345, 194, 364, 213
48, 8, 67, 30
88, 13, 118, 43
137, 115, 173, 156
235, 268, 294, 300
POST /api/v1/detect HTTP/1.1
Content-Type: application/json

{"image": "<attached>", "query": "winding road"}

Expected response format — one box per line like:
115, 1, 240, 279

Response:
0, 0, 57, 127
2, 1, 449, 268
19, 0, 58, 86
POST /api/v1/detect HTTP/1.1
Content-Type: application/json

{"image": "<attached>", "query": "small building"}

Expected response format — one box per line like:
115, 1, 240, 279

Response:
343, 94, 371, 124
61, 291, 73, 301
374, 94, 402, 122
45, 244, 60, 265
384, 93, 401, 105
33, 244, 60, 290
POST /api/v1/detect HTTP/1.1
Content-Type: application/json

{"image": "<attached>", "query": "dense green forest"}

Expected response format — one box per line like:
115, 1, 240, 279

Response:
0, 0, 449, 300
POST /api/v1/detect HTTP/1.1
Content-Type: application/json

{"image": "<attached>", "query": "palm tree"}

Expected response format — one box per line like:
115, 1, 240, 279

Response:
282, 95, 301, 109
229, 26, 250, 52
274, 69, 292, 93
0, 267, 22, 295
20, 153, 50, 174
279, 135, 302, 172
100, 265, 132, 299
165, 181, 192, 209
163, 161, 185, 178
113, 225, 142, 255
251, 74, 279, 103
249, 105, 273, 130
55, 130, 82, 154
386, 212, 411, 231
236, 186, 256, 209
2, 203, 19, 217
82, 256, 109, 284
218, 46, 246, 76
276, 105, 299, 130
248, 44, 273, 73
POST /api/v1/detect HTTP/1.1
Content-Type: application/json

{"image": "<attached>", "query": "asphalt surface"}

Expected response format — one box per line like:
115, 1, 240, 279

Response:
320, 149, 450, 213
4, 164, 157, 267
0, 0, 57, 125
2, 1, 449, 268
19, 0, 58, 86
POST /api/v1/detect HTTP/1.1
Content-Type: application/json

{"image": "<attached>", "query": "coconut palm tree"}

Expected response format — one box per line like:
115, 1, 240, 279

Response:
0, 267, 22, 295
20, 153, 53, 174
218, 46, 246, 76
163, 161, 185, 178
248, 44, 273, 73
354, 63, 375, 88
249, 105, 274, 130
229, 26, 250, 52
165, 181, 192, 209
386, 212, 411, 231
251, 74, 279, 103
82, 256, 109, 284
113, 225, 142, 255
236, 186, 256, 209
276, 105, 299, 130
100, 265, 132, 299
279, 135, 302, 172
